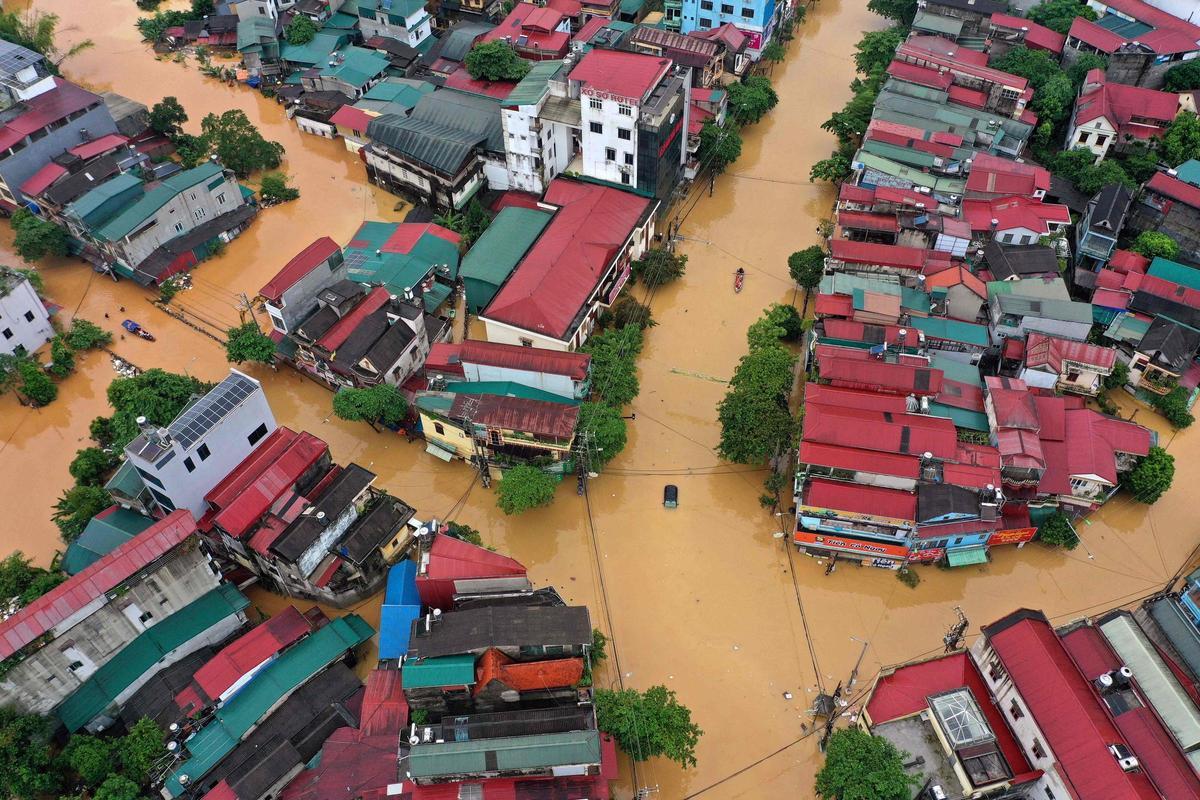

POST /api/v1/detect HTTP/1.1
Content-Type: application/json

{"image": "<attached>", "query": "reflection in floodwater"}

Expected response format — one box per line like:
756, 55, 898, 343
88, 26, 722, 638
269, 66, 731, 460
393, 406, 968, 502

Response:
2, 0, 1199, 796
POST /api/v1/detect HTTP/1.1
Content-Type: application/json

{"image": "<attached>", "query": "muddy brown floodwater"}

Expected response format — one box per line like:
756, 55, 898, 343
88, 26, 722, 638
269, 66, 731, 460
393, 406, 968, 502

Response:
3, 0, 1200, 796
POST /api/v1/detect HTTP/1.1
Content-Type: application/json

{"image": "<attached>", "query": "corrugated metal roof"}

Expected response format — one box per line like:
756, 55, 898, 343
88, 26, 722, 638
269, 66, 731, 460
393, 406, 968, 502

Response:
503, 59, 564, 107
908, 316, 989, 347
62, 507, 156, 575
460, 206, 552, 312
96, 162, 224, 242
456, 339, 591, 381
165, 614, 374, 797
407, 729, 601, 778
569, 47, 669, 101
57, 583, 249, 731
402, 653, 477, 687
67, 172, 144, 226
445, 381, 578, 405
259, 238, 341, 302
0, 510, 197, 661
451, 392, 579, 439
320, 46, 389, 88
803, 477, 916, 521
475, 648, 583, 694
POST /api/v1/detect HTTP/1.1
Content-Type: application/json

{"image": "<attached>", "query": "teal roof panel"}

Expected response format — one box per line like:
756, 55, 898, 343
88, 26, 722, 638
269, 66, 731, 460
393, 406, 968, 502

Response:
402, 653, 477, 688
460, 206, 551, 312
407, 729, 601, 778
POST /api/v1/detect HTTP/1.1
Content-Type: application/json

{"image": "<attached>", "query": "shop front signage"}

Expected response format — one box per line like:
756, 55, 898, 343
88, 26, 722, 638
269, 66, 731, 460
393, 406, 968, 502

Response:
989, 526, 1037, 546
909, 547, 945, 563
794, 529, 908, 560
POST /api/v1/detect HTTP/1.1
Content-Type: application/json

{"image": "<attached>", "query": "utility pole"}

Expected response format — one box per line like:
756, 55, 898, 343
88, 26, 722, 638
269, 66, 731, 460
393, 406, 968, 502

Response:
943, 606, 969, 653
238, 292, 262, 328
574, 429, 592, 496
460, 396, 491, 488
848, 637, 869, 688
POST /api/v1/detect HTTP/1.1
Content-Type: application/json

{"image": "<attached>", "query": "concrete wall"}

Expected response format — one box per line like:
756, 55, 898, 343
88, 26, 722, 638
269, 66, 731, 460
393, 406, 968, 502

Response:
269, 252, 347, 334
580, 91, 640, 190
502, 104, 571, 195
0, 272, 54, 356
0, 545, 220, 716
126, 375, 277, 517
115, 170, 243, 269
358, 9, 433, 48
0, 103, 119, 206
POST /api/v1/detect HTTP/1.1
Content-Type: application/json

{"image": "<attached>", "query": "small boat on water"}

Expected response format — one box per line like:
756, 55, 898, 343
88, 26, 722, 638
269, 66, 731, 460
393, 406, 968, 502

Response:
734, 268, 745, 293
122, 319, 156, 342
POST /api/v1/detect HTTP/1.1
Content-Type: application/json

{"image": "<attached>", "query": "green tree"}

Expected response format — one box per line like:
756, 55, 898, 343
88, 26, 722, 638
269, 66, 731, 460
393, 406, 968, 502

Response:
746, 304, 803, 350
17, 359, 56, 406
1152, 385, 1194, 428
761, 41, 785, 63
224, 322, 276, 364
69, 446, 118, 486
788, 245, 825, 290
1075, 159, 1135, 195
1124, 446, 1175, 504
47, 334, 75, 378
866, 0, 917, 25
200, 109, 285, 177
66, 318, 113, 350
822, 72, 882, 145
464, 41, 531, 81
13, 267, 43, 293
496, 465, 557, 515
0, 9, 93, 69
727, 75, 778, 126
1103, 360, 1130, 390
93, 775, 143, 800
697, 122, 742, 174
191, 0, 216, 15
607, 296, 654, 330
809, 152, 853, 184
90, 415, 116, 447
148, 96, 188, 137
815, 727, 919, 800
581, 324, 644, 408
854, 26, 904, 75
0, 551, 66, 605
1162, 111, 1200, 167
64, 735, 114, 789
717, 344, 795, 464
1130, 230, 1181, 261
285, 15, 317, 45
1066, 53, 1107, 90
259, 172, 299, 204
105, 368, 209, 448
53, 484, 111, 542
460, 198, 492, 247
172, 132, 210, 169
1118, 144, 1160, 183
1027, 0, 1098, 34
594, 685, 702, 768
632, 249, 687, 288
1037, 511, 1079, 549
445, 520, 484, 546
117, 718, 166, 785
0, 707, 60, 799
331, 384, 410, 429
576, 401, 627, 468
1166, 60, 1200, 92
11, 208, 68, 261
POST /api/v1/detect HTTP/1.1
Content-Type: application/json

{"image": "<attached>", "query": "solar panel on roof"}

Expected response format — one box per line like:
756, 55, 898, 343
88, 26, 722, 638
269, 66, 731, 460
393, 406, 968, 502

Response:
170, 373, 257, 449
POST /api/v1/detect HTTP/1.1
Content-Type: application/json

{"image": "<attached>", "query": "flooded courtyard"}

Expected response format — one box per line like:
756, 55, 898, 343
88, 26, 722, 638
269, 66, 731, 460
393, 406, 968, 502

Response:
2, 0, 1199, 796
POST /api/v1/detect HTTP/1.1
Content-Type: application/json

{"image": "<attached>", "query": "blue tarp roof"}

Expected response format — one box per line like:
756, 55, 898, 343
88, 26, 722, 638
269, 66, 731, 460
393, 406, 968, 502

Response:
379, 560, 421, 660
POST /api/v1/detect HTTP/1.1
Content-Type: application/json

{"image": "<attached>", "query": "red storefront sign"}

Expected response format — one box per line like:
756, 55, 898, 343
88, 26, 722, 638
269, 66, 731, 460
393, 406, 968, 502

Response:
909, 548, 946, 563
793, 530, 908, 560
989, 527, 1037, 546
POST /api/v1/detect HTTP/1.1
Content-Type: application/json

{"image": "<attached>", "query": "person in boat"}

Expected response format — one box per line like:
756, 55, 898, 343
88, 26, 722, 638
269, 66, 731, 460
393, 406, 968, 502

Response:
736, 267, 745, 275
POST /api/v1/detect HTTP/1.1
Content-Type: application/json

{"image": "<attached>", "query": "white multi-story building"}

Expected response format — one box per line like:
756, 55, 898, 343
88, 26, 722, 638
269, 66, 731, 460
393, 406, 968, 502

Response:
500, 61, 575, 195
0, 266, 53, 356
108, 370, 278, 518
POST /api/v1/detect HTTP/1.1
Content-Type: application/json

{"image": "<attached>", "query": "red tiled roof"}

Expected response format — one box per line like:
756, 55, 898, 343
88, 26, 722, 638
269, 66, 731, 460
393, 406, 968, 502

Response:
0, 79, 103, 153
814, 292, 854, 318
896, 38, 1027, 90
803, 382, 909, 412
820, 318, 906, 346
839, 183, 876, 204
450, 392, 579, 439
175, 605, 314, 712
885, 59, 953, 90
383, 221, 461, 253
1109, 249, 1149, 274
443, 66, 519, 99
360, 667, 407, 735
416, 533, 527, 610
922, 264, 987, 299
962, 195, 1071, 234
692, 22, 748, 51
1146, 170, 1200, 210
798, 440, 920, 480
804, 478, 916, 521
317, 286, 391, 350
568, 48, 671, 101
474, 648, 584, 695
330, 104, 373, 133
817, 350, 945, 396
207, 428, 330, 539
546, 0, 582, 15
965, 153, 1050, 199
1024, 332, 1117, 372
985, 612, 1162, 800
483, 179, 651, 340
20, 161, 67, 197
802, 402, 959, 459
1092, 288, 1131, 310
0, 510, 197, 660
573, 15, 611, 44
69, 133, 129, 160
837, 210, 899, 233
481, 3, 570, 56
1074, 77, 1177, 134
259, 237, 342, 303
990, 13, 1066, 53
986, 375, 1040, 430
445, 339, 592, 380
830, 239, 931, 271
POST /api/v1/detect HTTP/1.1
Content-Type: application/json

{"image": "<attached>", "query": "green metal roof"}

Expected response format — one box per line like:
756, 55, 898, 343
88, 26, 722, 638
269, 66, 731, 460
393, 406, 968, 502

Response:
401, 653, 477, 688
901, 287, 930, 313
164, 613, 374, 797
909, 316, 989, 347
96, 162, 225, 242
320, 46, 390, 88
104, 460, 145, 498
818, 272, 901, 298
364, 77, 436, 106
343, 220, 461, 294
855, 151, 966, 193
862, 139, 940, 169
415, 392, 455, 418
237, 16, 277, 51
408, 729, 601, 778
987, 277, 1070, 300
67, 172, 144, 228
366, 89, 504, 174
460, 206, 551, 312
927, 402, 989, 432
929, 352, 983, 386
57, 584, 249, 732
281, 31, 351, 66
1173, 159, 1200, 188
324, 11, 360, 29
946, 546, 988, 567
995, 294, 1093, 324
444, 381, 579, 405
62, 508, 156, 575
619, 0, 644, 13
913, 8, 963, 34
503, 60, 564, 107
1105, 313, 1152, 345
423, 280, 453, 312
1148, 257, 1200, 292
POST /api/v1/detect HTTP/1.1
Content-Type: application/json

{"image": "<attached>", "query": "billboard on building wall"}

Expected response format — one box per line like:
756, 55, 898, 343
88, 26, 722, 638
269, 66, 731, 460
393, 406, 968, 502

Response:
793, 530, 909, 560
989, 526, 1037, 546
909, 548, 945, 563
740, 29, 763, 50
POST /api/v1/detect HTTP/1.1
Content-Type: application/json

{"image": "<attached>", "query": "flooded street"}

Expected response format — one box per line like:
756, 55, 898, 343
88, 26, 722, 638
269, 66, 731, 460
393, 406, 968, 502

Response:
2, 0, 1200, 796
